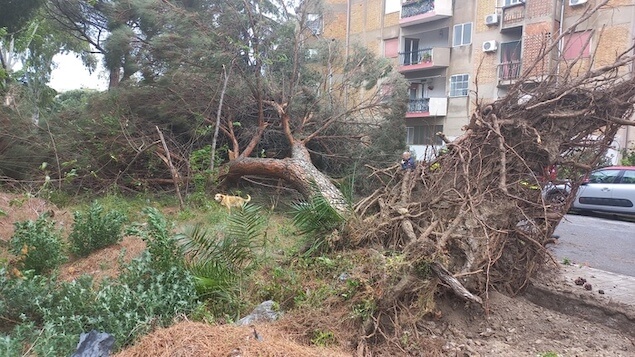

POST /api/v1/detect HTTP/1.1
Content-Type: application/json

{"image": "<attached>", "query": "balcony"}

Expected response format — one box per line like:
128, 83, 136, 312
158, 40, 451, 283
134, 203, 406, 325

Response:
409, 98, 430, 112
400, 0, 453, 27
407, 97, 447, 117
501, 3, 525, 31
497, 61, 522, 86
398, 47, 450, 73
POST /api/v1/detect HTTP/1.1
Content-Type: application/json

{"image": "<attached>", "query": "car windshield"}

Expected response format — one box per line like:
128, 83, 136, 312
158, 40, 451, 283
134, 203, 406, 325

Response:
588, 169, 621, 183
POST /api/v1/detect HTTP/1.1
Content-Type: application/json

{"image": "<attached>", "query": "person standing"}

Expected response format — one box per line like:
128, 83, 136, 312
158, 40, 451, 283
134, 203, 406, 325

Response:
401, 151, 415, 170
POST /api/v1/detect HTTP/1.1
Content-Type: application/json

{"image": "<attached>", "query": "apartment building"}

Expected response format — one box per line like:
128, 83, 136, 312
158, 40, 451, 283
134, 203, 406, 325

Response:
322, 0, 635, 162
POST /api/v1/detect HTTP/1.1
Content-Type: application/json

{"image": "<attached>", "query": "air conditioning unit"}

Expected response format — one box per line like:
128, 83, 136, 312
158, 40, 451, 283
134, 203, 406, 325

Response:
482, 40, 498, 53
569, 0, 587, 6
485, 13, 499, 26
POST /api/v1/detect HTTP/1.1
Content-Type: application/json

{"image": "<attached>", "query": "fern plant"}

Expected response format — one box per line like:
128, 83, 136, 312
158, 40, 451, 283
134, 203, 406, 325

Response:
291, 192, 346, 256
177, 203, 265, 312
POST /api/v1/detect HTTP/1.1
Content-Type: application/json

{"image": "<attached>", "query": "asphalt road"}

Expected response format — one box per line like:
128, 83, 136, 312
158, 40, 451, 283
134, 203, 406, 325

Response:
551, 212, 635, 277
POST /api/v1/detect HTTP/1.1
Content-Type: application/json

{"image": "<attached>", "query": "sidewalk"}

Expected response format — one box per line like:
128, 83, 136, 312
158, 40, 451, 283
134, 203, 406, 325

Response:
558, 264, 635, 308
525, 263, 635, 336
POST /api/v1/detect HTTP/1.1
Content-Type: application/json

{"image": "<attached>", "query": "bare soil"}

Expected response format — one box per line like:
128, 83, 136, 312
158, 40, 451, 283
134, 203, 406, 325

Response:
1, 193, 633, 356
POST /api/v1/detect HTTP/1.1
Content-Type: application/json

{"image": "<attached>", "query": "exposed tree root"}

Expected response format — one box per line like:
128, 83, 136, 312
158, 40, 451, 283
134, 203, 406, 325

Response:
348, 3, 635, 348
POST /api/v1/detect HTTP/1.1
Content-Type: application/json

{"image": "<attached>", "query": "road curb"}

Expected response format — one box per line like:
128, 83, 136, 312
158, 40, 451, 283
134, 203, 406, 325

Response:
525, 270, 635, 337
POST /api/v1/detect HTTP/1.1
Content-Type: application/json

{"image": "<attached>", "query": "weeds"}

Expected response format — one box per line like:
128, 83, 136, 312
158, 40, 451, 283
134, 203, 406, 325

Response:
311, 329, 337, 347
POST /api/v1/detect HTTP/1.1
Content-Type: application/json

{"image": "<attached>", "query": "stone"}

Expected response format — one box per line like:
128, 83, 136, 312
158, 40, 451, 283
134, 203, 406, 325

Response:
236, 300, 281, 326
71, 330, 115, 357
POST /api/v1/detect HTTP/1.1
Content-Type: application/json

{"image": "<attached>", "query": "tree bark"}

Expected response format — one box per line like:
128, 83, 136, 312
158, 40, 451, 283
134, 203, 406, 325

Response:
222, 141, 349, 214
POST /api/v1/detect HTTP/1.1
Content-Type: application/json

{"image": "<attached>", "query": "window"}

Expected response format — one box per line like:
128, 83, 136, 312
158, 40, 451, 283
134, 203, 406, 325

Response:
385, 0, 400, 14
620, 170, 635, 184
504, 0, 523, 5
384, 38, 399, 58
453, 23, 472, 47
403, 38, 419, 65
588, 169, 621, 184
562, 31, 591, 60
499, 41, 522, 80
307, 13, 321, 36
406, 125, 444, 146
449, 74, 469, 97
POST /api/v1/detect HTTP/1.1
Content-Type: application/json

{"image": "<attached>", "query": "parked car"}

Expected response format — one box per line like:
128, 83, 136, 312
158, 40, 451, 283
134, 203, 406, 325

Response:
568, 166, 635, 215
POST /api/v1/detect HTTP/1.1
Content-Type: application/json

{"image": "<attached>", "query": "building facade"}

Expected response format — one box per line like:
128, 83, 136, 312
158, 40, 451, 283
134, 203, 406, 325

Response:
323, 0, 635, 162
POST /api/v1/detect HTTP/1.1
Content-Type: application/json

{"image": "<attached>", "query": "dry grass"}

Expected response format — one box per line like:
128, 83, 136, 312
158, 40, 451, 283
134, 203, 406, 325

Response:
114, 320, 354, 357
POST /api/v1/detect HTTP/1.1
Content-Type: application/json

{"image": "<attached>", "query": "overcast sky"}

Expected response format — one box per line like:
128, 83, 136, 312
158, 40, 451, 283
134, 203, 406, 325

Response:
49, 53, 108, 92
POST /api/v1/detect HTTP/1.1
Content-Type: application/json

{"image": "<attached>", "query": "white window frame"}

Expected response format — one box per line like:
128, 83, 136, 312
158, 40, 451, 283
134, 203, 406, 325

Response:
453, 23, 472, 47
504, 0, 523, 6
406, 127, 414, 146
449, 74, 469, 97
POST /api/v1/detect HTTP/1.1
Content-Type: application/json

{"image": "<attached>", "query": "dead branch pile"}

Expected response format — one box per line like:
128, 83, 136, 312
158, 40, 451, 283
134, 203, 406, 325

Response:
349, 2, 635, 345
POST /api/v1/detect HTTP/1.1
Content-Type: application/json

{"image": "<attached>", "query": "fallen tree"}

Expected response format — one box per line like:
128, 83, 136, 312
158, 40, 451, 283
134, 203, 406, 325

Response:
349, 0, 635, 347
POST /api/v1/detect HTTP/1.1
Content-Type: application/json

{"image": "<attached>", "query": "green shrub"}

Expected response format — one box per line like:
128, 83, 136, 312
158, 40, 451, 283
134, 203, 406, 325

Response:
621, 149, 635, 166
9, 215, 66, 275
68, 202, 127, 257
36, 255, 199, 352
0, 254, 199, 356
127, 207, 184, 271
0, 322, 39, 357
0, 269, 56, 325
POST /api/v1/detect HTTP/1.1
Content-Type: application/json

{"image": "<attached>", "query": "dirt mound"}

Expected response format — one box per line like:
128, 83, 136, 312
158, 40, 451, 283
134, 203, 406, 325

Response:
57, 235, 147, 283
0, 193, 65, 242
0, 192, 145, 282
114, 320, 353, 357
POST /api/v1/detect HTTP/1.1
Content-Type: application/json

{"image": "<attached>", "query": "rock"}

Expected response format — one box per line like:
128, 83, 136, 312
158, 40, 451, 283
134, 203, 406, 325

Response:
574, 277, 586, 285
71, 330, 115, 357
479, 328, 494, 337
598, 289, 605, 294
236, 300, 281, 326
584, 283, 592, 291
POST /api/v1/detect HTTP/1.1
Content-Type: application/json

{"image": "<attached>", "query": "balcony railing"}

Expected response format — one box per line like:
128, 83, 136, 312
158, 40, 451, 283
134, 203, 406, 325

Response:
402, 0, 435, 19
408, 98, 430, 113
498, 61, 522, 81
406, 97, 447, 117
400, 48, 433, 66
501, 3, 525, 30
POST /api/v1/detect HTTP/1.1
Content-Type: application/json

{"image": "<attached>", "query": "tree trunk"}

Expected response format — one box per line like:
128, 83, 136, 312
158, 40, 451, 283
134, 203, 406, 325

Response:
222, 142, 349, 214
108, 67, 120, 89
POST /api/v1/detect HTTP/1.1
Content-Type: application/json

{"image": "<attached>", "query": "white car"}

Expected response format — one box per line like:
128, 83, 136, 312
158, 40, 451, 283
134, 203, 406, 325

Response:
570, 166, 635, 215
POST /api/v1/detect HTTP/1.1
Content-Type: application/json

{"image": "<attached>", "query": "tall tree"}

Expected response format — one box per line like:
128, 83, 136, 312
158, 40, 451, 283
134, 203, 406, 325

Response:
41, 0, 407, 206
0, 0, 46, 95
214, 0, 407, 212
